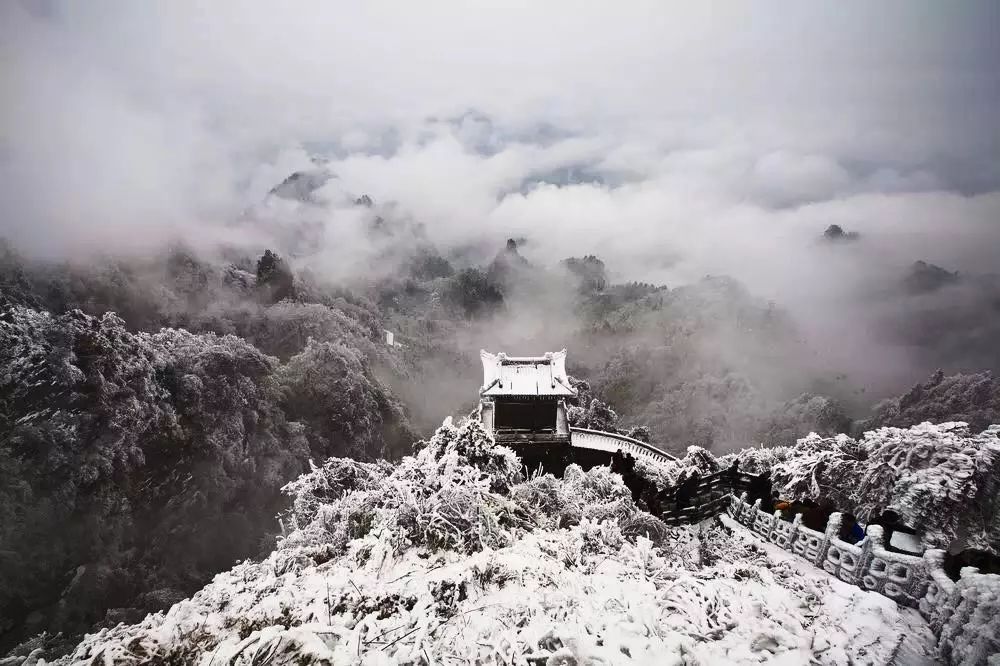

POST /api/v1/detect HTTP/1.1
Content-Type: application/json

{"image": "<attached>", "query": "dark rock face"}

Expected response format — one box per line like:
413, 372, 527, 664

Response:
269, 169, 332, 202
823, 224, 860, 242
904, 260, 960, 294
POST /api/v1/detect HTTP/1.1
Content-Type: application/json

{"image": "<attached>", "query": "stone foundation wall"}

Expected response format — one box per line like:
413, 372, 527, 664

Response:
727, 494, 1000, 664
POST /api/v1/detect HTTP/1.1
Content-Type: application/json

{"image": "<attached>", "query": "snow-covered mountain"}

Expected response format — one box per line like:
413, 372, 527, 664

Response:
11, 419, 996, 665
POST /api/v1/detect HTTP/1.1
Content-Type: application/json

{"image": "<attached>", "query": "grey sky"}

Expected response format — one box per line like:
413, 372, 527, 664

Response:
1, 0, 998, 288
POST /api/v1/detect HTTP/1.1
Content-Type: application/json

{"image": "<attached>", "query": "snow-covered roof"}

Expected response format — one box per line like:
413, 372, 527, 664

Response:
480, 349, 577, 398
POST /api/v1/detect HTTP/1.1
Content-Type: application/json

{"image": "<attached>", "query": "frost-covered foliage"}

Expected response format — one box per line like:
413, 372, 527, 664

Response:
697, 421, 1000, 555
565, 378, 621, 432
441, 267, 504, 319
47, 420, 935, 666
758, 393, 852, 448
576, 276, 805, 453
0, 305, 307, 645
565, 377, 650, 441
677, 445, 724, 476
942, 573, 1000, 665
764, 423, 1000, 553
278, 419, 675, 565
0, 302, 409, 651
860, 370, 1000, 435
195, 299, 382, 362
561, 254, 608, 293
624, 445, 729, 495
719, 445, 790, 476
280, 419, 531, 557
278, 339, 414, 461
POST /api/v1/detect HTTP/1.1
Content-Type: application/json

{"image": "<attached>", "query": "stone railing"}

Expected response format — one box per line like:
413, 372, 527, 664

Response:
569, 427, 677, 462
727, 494, 1000, 664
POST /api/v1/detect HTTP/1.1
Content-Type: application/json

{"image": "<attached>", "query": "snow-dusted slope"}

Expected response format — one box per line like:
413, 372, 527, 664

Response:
55, 519, 935, 665
33, 419, 943, 665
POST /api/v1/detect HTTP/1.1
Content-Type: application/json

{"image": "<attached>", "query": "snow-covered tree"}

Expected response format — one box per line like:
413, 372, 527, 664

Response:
278, 338, 413, 461
758, 393, 852, 447
764, 423, 1000, 552
0, 305, 317, 645
860, 371, 1000, 435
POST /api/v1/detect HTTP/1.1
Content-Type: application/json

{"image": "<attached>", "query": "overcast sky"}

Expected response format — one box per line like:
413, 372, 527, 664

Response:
2, 1, 998, 294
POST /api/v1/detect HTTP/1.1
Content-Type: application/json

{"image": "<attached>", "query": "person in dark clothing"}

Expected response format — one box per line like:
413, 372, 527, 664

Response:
725, 459, 740, 492
775, 497, 807, 522
612, 451, 644, 504
777, 497, 813, 523
838, 513, 865, 544
746, 473, 772, 506
675, 471, 701, 511
802, 500, 834, 532
870, 509, 921, 555
773, 495, 793, 513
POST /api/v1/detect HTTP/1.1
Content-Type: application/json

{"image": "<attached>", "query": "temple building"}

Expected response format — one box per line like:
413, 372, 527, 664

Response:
478, 349, 675, 474
479, 350, 574, 444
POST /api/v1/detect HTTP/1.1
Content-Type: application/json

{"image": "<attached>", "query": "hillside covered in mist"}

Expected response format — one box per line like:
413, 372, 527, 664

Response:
4, 2, 1000, 661
3, 202, 1000, 654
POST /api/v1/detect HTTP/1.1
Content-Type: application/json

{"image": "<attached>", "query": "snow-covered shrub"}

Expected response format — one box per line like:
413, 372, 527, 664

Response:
278, 418, 534, 560
510, 463, 675, 543
678, 444, 724, 475
276, 417, 689, 573
509, 474, 572, 524
412, 417, 522, 494
942, 572, 1000, 665
720, 444, 790, 476
767, 432, 866, 510
282, 458, 392, 530
562, 463, 631, 508
633, 455, 683, 489
620, 511, 673, 544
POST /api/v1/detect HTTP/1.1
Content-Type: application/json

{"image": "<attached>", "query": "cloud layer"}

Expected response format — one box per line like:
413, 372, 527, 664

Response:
2, 1, 999, 392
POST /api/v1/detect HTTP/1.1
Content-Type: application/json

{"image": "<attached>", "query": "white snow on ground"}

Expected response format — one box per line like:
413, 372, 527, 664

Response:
719, 515, 938, 666
54, 518, 936, 665
17, 420, 945, 665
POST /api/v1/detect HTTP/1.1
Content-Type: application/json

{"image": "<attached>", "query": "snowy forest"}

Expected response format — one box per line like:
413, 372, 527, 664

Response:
3, 2, 1000, 664
3, 223, 1000, 662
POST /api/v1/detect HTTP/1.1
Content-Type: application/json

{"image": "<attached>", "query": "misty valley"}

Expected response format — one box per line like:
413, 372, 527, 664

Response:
2, 2, 1000, 664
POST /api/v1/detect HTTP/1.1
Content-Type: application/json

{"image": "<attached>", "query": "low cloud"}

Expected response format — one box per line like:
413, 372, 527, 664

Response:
2, 0, 999, 394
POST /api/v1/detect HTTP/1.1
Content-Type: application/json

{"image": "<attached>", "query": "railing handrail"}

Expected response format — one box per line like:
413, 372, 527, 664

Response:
569, 427, 678, 461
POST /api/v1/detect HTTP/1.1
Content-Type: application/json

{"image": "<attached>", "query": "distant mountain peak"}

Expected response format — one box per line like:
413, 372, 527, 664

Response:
904, 260, 960, 294
268, 168, 333, 202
